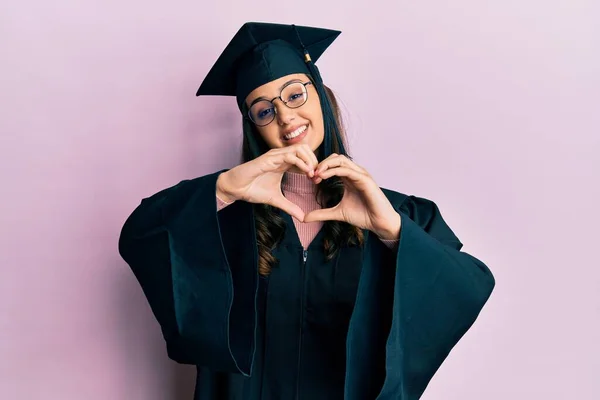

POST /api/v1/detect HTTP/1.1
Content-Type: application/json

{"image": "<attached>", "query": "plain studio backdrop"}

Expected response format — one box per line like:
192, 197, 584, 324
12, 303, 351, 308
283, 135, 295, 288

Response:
1, 1, 598, 399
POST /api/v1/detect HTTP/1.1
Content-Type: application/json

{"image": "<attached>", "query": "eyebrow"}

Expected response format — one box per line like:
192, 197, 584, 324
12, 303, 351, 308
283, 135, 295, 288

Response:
249, 78, 304, 107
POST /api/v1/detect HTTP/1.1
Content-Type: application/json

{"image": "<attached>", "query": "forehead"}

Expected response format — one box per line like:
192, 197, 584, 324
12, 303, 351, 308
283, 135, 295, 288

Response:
245, 73, 309, 105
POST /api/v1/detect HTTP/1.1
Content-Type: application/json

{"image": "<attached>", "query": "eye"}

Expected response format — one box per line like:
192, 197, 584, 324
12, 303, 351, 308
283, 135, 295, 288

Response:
288, 92, 303, 102
257, 107, 274, 119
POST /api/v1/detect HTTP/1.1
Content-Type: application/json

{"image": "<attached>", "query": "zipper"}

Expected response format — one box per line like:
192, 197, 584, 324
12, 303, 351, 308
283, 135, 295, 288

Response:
294, 249, 308, 400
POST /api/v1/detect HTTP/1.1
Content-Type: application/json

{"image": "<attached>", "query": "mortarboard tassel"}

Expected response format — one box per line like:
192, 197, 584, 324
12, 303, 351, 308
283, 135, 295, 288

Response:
292, 25, 347, 159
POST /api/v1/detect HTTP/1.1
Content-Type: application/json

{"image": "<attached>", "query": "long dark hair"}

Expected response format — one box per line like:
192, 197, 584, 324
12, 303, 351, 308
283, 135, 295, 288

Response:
241, 83, 364, 276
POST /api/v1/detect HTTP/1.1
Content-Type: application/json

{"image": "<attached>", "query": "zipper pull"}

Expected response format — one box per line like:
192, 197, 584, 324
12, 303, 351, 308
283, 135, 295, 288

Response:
302, 249, 308, 264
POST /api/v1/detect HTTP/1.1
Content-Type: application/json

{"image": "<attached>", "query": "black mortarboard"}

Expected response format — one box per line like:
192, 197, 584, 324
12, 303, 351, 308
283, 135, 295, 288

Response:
196, 22, 346, 158
196, 22, 341, 111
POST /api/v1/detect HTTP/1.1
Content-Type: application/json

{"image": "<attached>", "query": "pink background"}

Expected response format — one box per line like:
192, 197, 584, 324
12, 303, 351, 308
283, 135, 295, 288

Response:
2, 1, 599, 399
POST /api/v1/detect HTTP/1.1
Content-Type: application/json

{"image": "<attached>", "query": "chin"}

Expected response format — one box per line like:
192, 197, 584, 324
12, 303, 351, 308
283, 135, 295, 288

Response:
311, 137, 325, 152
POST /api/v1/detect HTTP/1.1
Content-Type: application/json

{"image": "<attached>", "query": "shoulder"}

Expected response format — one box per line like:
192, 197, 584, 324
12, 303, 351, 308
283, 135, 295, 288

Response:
380, 187, 437, 215
140, 169, 228, 203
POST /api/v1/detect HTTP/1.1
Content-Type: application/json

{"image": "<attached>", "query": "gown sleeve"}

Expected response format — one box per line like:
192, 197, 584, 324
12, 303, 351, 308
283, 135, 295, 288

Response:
118, 170, 258, 376
344, 193, 496, 400
217, 193, 235, 211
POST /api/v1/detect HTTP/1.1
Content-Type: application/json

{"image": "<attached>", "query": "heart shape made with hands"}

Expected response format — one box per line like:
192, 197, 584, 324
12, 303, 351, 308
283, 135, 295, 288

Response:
278, 154, 401, 240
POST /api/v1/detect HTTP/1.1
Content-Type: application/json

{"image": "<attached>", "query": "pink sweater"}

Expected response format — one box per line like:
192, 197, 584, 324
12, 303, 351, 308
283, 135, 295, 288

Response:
217, 171, 399, 250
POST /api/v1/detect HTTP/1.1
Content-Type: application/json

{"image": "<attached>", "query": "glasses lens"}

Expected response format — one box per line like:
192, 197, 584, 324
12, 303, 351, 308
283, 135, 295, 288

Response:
281, 82, 308, 108
249, 100, 275, 126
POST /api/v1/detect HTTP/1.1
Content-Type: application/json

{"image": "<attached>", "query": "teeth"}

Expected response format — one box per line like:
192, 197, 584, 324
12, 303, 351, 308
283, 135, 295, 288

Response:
284, 125, 307, 140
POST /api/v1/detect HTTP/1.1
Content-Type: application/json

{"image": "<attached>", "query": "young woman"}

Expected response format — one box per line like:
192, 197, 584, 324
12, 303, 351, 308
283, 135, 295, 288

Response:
118, 22, 495, 400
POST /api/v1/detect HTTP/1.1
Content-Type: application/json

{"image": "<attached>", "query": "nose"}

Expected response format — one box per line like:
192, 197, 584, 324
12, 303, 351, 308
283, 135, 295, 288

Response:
273, 99, 295, 125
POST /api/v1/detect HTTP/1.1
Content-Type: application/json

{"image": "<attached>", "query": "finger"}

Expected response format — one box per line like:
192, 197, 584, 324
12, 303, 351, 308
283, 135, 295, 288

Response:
259, 150, 300, 173
295, 146, 317, 177
316, 154, 365, 176
302, 144, 319, 171
281, 153, 312, 175
306, 145, 319, 172
300, 145, 319, 175
318, 166, 364, 182
270, 196, 305, 222
315, 154, 344, 175
304, 207, 342, 223
318, 152, 339, 165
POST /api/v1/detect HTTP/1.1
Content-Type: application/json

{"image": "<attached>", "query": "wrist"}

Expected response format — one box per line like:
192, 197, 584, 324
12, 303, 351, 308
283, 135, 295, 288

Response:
216, 172, 237, 204
375, 212, 402, 240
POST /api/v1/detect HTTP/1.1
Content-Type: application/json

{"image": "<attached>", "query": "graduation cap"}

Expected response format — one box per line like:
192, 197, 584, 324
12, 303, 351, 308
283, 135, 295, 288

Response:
196, 22, 346, 157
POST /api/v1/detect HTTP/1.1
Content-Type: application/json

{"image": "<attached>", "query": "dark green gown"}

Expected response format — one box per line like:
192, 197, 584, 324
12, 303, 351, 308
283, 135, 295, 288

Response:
118, 170, 495, 399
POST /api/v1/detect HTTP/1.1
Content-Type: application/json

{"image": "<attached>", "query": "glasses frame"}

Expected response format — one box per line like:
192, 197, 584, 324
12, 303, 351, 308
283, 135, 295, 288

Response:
246, 81, 313, 127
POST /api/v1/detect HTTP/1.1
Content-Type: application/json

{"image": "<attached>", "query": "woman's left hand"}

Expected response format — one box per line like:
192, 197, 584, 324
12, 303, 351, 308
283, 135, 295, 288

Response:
303, 154, 401, 240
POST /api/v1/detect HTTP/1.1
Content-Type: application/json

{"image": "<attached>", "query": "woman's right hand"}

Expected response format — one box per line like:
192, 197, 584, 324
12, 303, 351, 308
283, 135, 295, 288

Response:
216, 144, 319, 221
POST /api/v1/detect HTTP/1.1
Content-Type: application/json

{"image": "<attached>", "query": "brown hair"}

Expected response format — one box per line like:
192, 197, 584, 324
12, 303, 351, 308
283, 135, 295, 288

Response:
241, 84, 364, 276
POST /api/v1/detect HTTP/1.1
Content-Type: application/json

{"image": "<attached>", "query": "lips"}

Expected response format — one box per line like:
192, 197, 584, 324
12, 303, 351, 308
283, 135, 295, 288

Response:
283, 125, 308, 141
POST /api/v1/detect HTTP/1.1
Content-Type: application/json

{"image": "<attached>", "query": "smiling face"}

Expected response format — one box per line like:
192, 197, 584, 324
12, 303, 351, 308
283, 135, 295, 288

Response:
245, 73, 325, 152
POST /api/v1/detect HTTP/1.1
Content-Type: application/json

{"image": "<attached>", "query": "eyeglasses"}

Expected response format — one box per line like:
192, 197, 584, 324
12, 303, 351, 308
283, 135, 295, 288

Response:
247, 81, 313, 127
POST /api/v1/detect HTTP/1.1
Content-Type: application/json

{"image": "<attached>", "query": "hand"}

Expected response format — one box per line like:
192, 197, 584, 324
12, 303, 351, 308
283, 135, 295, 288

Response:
216, 144, 319, 221
304, 154, 401, 240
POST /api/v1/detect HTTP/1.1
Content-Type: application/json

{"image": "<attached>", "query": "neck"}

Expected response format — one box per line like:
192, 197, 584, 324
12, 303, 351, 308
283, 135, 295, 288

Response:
282, 170, 316, 194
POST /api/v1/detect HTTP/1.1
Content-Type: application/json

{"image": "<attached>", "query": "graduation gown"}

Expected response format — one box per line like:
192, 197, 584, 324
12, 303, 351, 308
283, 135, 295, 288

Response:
118, 170, 495, 399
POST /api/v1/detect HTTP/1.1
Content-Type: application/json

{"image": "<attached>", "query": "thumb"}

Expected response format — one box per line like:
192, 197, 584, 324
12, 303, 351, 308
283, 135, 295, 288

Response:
304, 207, 340, 223
270, 196, 305, 222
